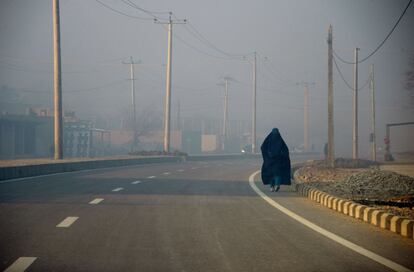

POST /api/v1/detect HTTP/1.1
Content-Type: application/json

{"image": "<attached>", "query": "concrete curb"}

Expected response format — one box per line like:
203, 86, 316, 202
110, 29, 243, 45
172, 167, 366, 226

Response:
295, 183, 414, 240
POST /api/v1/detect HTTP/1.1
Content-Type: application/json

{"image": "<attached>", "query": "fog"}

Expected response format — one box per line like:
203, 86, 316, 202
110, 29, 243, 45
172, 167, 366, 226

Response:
1, 0, 413, 157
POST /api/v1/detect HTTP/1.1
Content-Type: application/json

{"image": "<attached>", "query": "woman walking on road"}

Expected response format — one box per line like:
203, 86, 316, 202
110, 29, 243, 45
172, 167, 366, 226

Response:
260, 128, 291, 192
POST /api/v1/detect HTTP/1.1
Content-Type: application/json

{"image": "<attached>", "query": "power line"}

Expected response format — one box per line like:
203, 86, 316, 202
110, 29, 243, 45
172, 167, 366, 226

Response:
95, 1, 250, 62
120, 0, 168, 20
94, 0, 154, 20
334, 0, 412, 64
158, 24, 237, 60
256, 53, 295, 84
169, 16, 245, 60
16, 80, 127, 94
0, 60, 120, 74
333, 56, 370, 91
233, 80, 303, 99
68, 79, 127, 93
184, 21, 247, 59
0, 61, 51, 74
125, 0, 170, 15
0, 55, 131, 67
333, 56, 354, 89
358, 76, 370, 91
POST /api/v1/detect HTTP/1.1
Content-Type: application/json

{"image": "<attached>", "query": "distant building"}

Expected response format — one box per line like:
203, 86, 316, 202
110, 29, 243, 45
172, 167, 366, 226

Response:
202, 134, 218, 153
137, 130, 202, 154
0, 113, 53, 159
0, 108, 109, 159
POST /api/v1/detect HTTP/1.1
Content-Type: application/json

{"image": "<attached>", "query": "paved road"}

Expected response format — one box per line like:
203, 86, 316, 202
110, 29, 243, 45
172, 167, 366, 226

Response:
0, 159, 413, 271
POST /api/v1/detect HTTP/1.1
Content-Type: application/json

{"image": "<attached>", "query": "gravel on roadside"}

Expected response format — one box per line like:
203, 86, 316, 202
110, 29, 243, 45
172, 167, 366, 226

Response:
295, 160, 414, 220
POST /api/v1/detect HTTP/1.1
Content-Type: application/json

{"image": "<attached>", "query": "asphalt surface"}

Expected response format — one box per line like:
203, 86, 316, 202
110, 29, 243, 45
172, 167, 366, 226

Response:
0, 158, 413, 272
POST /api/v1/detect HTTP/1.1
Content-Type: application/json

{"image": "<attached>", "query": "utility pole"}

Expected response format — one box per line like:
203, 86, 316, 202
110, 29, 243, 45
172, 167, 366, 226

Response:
53, 0, 63, 159
296, 81, 315, 152
223, 78, 229, 151
252, 52, 257, 154
304, 83, 310, 151
217, 77, 232, 152
164, 17, 173, 153
176, 100, 181, 130
155, 13, 186, 153
327, 25, 335, 167
122, 57, 140, 151
370, 64, 376, 161
353, 48, 359, 160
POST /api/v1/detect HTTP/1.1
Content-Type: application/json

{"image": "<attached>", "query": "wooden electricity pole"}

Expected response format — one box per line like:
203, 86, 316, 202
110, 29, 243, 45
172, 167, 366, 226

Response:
327, 25, 335, 167
53, 0, 63, 159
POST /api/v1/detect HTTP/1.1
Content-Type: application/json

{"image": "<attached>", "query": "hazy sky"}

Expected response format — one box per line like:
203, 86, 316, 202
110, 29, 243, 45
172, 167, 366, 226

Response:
1, 0, 413, 156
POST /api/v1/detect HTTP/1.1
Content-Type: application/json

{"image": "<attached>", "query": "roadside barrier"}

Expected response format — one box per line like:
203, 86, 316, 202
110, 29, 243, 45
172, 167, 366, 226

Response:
0, 153, 261, 181
295, 182, 414, 240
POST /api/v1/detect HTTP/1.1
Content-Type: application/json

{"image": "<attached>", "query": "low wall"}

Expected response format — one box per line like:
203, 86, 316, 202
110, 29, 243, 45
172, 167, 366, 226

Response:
0, 156, 182, 181
185, 153, 261, 161
0, 154, 261, 181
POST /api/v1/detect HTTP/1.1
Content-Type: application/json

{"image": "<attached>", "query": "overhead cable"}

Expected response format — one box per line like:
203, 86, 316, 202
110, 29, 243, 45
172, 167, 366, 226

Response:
94, 0, 154, 20
120, 0, 168, 20
157, 24, 236, 60
257, 54, 295, 84
334, 0, 412, 64
333, 56, 370, 91
17, 80, 127, 94
184, 21, 246, 59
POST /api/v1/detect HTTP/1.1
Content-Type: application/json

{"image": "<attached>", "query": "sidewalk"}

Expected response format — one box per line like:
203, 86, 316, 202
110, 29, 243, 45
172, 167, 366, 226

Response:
380, 164, 414, 178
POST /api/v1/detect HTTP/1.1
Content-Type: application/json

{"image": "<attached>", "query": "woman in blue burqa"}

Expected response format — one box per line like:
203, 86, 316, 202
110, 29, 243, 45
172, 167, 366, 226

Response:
260, 128, 291, 192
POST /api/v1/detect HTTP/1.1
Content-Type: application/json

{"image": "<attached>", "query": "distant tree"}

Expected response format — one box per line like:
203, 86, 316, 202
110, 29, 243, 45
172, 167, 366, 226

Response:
121, 106, 163, 147
406, 52, 414, 105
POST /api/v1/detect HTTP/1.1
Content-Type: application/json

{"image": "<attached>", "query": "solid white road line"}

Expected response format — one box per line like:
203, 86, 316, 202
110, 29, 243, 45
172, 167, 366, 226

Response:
147, 176, 156, 179
248, 171, 413, 272
162, 172, 170, 175
89, 198, 104, 204
112, 187, 124, 192
56, 216, 79, 228
131, 180, 141, 184
4, 257, 37, 272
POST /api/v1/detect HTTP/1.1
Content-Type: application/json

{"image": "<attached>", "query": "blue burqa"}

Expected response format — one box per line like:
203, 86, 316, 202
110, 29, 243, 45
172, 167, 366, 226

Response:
260, 128, 291, 185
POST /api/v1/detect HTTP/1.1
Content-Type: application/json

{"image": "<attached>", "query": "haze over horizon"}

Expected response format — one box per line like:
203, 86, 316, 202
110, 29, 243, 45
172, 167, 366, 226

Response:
1, 0, 413, 157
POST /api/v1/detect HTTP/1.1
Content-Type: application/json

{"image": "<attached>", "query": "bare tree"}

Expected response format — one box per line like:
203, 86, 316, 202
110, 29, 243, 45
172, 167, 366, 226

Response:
406, 52, 414, 105
120, 105, 163, 148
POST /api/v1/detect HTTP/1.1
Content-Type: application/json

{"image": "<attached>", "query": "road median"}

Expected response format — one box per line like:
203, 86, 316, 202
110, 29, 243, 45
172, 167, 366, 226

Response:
0, 153, 260, 181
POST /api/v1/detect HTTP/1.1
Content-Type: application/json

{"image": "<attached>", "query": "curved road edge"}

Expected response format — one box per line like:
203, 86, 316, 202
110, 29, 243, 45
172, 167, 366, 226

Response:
248, 170, 413, 272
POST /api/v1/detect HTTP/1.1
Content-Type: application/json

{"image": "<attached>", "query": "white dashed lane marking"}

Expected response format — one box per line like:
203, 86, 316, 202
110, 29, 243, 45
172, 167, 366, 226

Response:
162, 172, 170, 175
89, 198, 104, 204
177, 169, 184, 172
131, 180, 141, 184
4, 257, 37, 272
191, 167, 197, 170
112, 187, 124, 192
147, 176, 156, 179
56, 216, 79, 228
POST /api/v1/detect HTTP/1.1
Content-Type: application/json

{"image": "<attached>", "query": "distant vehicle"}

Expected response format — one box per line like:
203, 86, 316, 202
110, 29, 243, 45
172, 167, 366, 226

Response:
241, 144, 252, 154
290, 147, 304, 154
